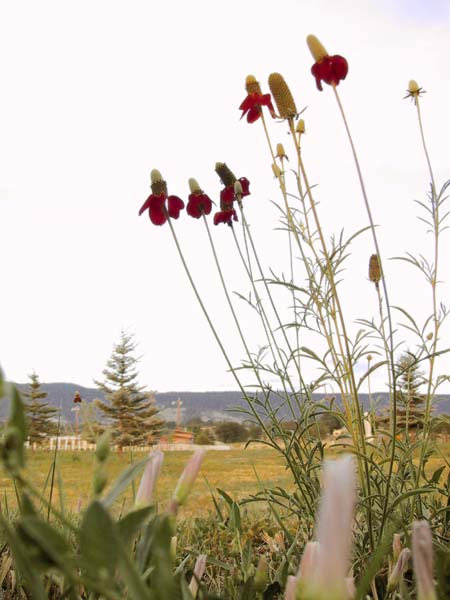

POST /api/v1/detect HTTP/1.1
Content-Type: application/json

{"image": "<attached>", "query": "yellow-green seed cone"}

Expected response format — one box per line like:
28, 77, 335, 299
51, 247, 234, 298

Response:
306, 34, 328, 61
188, 178, 202, 194
215, 162, 237, 186
245, 74, 262, 95
150, 169, 167, 195
268, 73, 297, 119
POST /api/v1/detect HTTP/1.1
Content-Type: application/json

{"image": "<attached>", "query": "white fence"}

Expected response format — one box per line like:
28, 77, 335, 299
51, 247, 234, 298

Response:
25, 436, 230, 452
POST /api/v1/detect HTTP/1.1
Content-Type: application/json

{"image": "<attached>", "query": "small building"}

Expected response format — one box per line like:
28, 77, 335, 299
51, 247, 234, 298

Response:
172, 428, 194, 444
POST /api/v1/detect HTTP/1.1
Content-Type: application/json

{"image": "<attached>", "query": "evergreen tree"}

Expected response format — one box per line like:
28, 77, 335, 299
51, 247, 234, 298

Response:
22, 372, 58, 445
395, 352, 426, 431
95, 331, 164, 448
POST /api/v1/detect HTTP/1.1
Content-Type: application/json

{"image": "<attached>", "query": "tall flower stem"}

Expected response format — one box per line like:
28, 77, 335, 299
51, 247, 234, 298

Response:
261, 116, 351, 420
202, 215, 292, 419
285, 116, 374, 551
237, 204, 303, 391
412, 93, 440, 490
231, 218, 303, 419
165, 216, 273, 443
332, 86, 396, 539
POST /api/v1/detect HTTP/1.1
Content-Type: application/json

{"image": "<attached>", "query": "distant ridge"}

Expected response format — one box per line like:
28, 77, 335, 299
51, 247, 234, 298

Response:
2, 382, 450, 424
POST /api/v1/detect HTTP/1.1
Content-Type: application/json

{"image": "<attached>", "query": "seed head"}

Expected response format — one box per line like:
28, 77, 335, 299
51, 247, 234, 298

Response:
188, 178, 203, 194
150, 169, 168, 196
215, 162, 237, 187
268, 73, 297, 119
234, 180, 243, 197
276, 143, 287, 160
296, 119, 306, 134
369, 254, 382, 284
306, 34, 328, 62
245, 74, 262, 95
272, 162, 282, 178
409, 80, 420, 95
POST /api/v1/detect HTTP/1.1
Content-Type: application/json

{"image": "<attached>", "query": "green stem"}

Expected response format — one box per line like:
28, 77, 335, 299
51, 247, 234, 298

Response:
332, 86, 396, 541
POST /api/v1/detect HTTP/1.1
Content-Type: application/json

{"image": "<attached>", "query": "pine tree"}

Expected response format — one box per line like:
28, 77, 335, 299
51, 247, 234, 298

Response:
395, 352, 426, 431
22, 372, 58, 445
94, 331, 164, 449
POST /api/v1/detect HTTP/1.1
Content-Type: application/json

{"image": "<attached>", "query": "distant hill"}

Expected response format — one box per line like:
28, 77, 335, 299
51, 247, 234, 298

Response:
2, 382, 450, 424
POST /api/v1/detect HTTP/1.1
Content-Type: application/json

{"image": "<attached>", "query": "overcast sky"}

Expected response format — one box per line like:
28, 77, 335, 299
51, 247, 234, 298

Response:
1, 0, 450, 394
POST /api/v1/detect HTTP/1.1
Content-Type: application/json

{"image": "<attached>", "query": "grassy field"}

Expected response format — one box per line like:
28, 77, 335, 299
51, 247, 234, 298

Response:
0, 444, 292, 517
1, 441, 448, 519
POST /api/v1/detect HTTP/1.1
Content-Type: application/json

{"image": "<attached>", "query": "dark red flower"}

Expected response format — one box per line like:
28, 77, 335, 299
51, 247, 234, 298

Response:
139, 193, 184, 226
213, 209, 238, 226
139, 170, 184, 226
239, 92, 275, 124
311, 55, 348, 91
186, 192, 212, 219
220, 177, 251, 204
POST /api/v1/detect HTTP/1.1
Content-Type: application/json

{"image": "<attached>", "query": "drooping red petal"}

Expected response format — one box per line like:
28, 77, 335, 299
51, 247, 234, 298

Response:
329, 55, 348, 85
139, 195, 153, 216
246, 106, 261, 123
239, 94, 255, 112
311, 60, 330, 91
187, 193, 212, 219
220, 185, 235, 205
238, 177, 250, 197
311, 56, 348, 90
213, 209, 238, 226
149, 205, 167, 225
167, 195, 185, 219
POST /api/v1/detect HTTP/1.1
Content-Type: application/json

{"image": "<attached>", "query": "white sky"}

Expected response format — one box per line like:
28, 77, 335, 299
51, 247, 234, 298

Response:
1, 0, 450, 394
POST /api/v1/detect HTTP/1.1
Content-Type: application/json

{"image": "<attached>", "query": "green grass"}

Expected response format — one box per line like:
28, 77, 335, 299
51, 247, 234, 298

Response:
0, 444, 291, 517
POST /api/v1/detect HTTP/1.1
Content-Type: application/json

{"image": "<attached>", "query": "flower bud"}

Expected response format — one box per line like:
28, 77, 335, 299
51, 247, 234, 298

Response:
306, 34, 329, 61
408, 80, 420, 95
426, 332, 433, 341
369, 254, 382, 284
268, 73, 297, 119
276, 143, 287, 159
150, 169, 168, 196
136, 450, 164, 505
245, 74, 262, 95
284, 575, 298, 600
170, 535, 177, 560
393, 533, 402, 562
188, 178, 203, 194
272, 162, 282, 178
189, 554, 207, 598
215, 162, 237, 187
95, 431, 110, 463
388, 548, 411, 592
412, 520, 437, 600
367, 354, 373, 362
93, 470, 108, 495
234, 180, 243, 197
254, 556, 268, 593
172, 449, 206, 508
296, 119, 306, 134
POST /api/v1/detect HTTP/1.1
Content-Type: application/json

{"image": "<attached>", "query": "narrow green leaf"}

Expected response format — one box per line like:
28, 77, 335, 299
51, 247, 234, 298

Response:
79, 500, 118, 579
0, 516, 47, 600
102, 456, 149, 508
117, 505, 154, 546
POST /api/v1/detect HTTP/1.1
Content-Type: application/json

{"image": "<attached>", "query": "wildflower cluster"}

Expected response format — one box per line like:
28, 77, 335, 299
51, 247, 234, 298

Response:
139, 165, 251, 227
